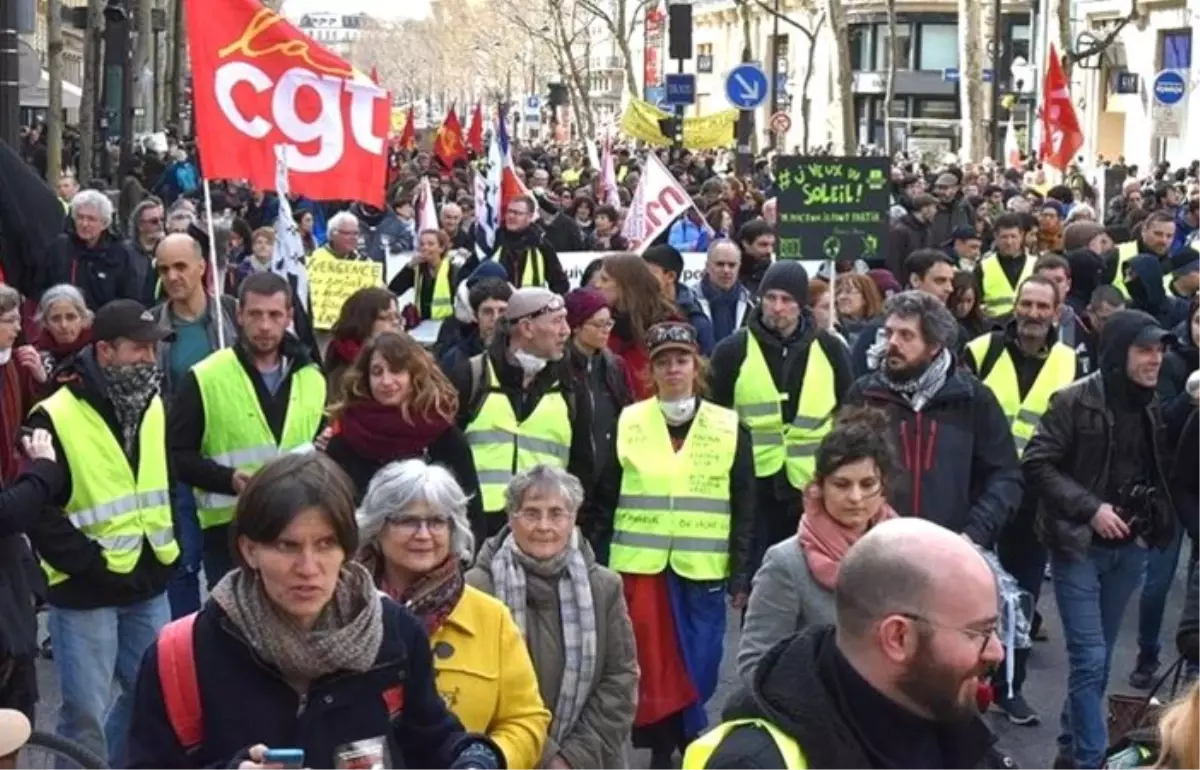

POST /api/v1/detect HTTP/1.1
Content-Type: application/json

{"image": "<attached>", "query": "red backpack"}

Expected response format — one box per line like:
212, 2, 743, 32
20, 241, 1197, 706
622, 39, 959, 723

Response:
156, 613, 204, 753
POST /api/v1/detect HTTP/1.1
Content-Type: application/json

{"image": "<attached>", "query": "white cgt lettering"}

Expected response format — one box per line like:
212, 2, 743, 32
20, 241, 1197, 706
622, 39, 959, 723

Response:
214, 62, 387, 174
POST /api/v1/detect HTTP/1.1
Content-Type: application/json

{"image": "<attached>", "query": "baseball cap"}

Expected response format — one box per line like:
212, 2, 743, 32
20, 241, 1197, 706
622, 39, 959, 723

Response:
1169, 247, 1199, 277
646, 321, 698, 358
0, 709, 31, 757
1131, 323, 1177, 348
503, 288, 564, 322
93, 299, 175, 344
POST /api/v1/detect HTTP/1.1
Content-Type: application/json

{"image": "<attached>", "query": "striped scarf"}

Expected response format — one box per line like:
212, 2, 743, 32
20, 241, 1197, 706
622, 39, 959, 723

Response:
491, 529, 597, 745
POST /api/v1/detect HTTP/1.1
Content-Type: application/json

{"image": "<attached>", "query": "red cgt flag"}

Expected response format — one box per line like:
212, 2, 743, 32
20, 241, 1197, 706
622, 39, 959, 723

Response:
433, 106, 469, 171
1038, 44, 1084, 172
185, 0, 390, 205
466, 102, 484, 155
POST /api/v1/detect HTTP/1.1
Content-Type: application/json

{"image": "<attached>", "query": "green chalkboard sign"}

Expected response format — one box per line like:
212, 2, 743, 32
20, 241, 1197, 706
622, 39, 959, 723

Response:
774, 156, 890, 265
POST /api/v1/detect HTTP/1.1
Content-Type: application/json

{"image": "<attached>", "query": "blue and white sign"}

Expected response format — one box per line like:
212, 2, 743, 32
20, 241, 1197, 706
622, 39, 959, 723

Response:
725, 63, 769, 110
665, 73, 696, 106
942, 68, 993, 83
524, 95, 541, 115
1151, 70, 1188, 139
645, 86, 667, 108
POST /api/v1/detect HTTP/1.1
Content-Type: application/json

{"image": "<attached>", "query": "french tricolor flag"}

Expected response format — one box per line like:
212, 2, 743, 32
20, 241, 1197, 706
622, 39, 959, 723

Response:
476, 105, 530, 259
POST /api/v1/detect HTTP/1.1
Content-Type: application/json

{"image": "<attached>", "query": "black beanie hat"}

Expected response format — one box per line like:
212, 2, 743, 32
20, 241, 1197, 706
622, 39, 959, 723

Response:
758, 260, 810, 304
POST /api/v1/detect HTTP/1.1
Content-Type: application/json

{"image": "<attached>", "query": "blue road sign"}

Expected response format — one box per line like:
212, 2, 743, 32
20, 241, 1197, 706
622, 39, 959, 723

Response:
943, 68, 994, 83
645, 86, 667, 108
665, 73, 696, 106
725, 64, 769, 110
1152, 70, 1187, 106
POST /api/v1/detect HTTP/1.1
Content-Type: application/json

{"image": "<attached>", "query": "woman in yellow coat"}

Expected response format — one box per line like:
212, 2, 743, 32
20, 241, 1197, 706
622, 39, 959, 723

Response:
356, 458, 550, 768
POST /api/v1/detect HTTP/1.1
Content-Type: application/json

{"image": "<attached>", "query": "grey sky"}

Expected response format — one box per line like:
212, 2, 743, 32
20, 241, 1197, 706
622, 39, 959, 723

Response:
281, 0, 431, 20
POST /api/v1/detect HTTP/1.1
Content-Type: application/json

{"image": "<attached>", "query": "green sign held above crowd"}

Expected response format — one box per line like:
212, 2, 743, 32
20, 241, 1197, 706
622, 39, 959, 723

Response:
774, 156, 890, 265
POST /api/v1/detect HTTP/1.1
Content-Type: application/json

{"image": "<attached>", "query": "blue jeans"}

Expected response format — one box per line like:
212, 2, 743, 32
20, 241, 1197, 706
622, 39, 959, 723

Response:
1136, 526, 1184, 664
48, 592, 171, 768
1053, 543, 1147, 769
166, 483, 202, 618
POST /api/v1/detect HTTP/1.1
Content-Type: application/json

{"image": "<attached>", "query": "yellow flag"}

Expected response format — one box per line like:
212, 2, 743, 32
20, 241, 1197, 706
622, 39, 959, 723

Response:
620, 98, 737, 149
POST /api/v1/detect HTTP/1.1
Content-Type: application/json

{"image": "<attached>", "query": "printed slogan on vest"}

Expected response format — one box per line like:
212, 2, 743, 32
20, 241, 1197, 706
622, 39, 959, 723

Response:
774, 156, 889, 265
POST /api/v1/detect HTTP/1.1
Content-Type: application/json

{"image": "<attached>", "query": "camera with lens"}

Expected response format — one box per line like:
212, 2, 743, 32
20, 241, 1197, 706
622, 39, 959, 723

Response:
1116, 480, 1158, 538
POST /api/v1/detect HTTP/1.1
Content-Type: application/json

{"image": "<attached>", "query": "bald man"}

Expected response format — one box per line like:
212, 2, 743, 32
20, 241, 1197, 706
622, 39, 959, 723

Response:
149, 233, 238, 618
683, 519, 1012, 769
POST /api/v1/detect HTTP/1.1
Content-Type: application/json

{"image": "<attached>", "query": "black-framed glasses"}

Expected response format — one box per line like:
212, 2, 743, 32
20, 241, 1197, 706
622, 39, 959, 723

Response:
897, 612, 999, 658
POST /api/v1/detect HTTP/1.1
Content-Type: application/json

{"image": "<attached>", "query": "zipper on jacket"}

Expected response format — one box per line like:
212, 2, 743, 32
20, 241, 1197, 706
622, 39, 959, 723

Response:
911, 412, 923, 515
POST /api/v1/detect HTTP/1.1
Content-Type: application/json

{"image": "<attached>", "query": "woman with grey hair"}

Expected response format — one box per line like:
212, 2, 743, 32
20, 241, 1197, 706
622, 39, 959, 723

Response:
357, 459, 550, 769
468, 465, 638, 769
48, 189, 142, 310
34, 284, 94, 378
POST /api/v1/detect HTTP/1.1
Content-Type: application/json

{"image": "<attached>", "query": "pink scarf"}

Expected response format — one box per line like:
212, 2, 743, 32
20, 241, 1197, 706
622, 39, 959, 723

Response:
798, 485, 898, 590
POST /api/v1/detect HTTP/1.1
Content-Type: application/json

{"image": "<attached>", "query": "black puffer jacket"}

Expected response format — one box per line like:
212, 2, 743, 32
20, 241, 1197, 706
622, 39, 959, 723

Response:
42, 231, 143, 310
1022, 310, 1177, 560
709, 627, 1013, 769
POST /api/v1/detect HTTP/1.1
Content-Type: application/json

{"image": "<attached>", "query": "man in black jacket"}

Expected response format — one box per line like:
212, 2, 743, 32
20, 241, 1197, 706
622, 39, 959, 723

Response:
846, 291, 1021, 546
44, 190, 143, 310
464, 197, 569, 294
1022, 309, 1178, 770
685, 518, 1012, 769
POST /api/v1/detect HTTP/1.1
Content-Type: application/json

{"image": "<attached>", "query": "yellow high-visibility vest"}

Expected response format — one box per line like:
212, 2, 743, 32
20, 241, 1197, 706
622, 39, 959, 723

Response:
493, 246, 548, 288
683, 718, 807, 769
192, 348, 326, 529
966, 333, 1076, 455
732, 332, 835, 488
415, 256, 454, 320
609, 398, 737, 581
464, 356, 572, 512
1111, 241, 1140, 299
979, 254, 1037, 318
35, 389, 178, 586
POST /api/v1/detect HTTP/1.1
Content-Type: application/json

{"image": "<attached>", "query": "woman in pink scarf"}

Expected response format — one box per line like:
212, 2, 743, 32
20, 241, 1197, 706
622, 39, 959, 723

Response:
736, 407, 899, 682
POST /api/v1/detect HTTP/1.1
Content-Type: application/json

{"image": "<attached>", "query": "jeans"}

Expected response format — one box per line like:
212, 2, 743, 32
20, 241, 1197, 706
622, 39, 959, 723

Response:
1136, 525, 1184, 665
48, 592, 171, 768
1053, 543, 1147, 769
201, 523, 235, 590
166, 483, 202, 618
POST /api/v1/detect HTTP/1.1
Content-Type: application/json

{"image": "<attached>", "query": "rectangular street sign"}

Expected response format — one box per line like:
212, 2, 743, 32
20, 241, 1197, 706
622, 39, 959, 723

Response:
665, 73, 697, 106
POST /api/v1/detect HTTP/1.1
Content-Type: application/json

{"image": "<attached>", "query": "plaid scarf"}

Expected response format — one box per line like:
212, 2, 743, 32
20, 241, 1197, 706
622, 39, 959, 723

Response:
491, 528, 597, 745
877, 347, 953, 412
104, 362, 161, 453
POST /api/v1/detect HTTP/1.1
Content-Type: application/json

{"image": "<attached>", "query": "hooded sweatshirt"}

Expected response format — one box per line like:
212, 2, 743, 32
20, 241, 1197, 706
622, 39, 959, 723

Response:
1126, 254, 1188, 328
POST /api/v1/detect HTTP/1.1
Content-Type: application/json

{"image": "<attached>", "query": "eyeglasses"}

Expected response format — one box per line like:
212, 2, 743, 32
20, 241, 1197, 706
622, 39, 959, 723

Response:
389, 514, 451, 536
514, 508, 573, 525
584, 319, 615, 331
898, 612, 999, 658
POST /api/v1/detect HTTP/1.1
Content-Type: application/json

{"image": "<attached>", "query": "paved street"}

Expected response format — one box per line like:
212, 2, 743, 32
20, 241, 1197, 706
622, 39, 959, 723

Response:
30, 557, 1190, 768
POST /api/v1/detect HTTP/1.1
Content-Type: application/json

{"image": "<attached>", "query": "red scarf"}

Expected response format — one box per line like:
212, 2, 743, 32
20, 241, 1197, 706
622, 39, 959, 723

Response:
798, 485, 898, 590
37, 326, 91, 360
329, 337, 363, 368
338, 400, 452, 463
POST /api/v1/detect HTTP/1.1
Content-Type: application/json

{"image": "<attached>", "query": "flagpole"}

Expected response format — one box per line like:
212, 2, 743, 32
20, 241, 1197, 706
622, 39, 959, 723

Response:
202, 179, 227, 350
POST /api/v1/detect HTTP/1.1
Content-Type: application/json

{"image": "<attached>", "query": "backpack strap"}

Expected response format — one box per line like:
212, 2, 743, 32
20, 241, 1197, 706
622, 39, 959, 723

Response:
157, 612, 202, 753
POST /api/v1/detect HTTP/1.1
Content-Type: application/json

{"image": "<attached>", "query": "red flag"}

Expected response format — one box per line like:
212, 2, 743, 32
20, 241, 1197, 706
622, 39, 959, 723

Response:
1038, 45, 1083, 172
184, 0, 389, 205
397, 107, 415, 151
466, 103, 484, 155
369, 65, 380, 85
433, 106, 469, 171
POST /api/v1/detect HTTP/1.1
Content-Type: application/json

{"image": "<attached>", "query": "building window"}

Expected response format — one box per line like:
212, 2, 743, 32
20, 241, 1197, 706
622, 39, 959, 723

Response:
916, 24, 958, 71
849, 25, 872, 70
1161, 30, 1191, 69
873, 23, 912, 71
913, 98, 958, 119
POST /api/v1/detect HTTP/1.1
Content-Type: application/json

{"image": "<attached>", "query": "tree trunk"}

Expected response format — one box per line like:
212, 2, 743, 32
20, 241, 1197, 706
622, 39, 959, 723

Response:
154, 0, 166, 128
47, 0, 64, 183
170, 0, 186, 132
133, 0, 154, 134
882, 0, 898, 155
617, 33, 639, 99
958, 0, 986, 160
824, 0, 855, 153
79, 0, 105, 182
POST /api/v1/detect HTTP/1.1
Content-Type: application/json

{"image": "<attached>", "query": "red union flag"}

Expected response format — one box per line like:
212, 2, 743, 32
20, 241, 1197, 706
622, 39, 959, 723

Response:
185, 0, 390, 205
1038, 44, 1083, 172
622, 152, 701, 253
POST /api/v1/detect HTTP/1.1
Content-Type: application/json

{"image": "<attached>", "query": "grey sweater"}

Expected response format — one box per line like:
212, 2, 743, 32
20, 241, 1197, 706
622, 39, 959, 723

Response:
736, 537, 836, 683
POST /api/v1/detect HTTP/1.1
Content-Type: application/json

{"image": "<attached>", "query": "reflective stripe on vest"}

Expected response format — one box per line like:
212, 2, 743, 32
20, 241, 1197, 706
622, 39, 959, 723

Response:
610, 399, 738, 581
1111, 241, 1139, 299
732, 331, 836, 487
494, 246, 547, 288
36, 389, 178, 587
465, 357, 572, 512
682, 718, 808, 769
415, 257, 454, 320
192, 348, 326, 529
979, 254, 1037, 318
966, 334, 1076, 455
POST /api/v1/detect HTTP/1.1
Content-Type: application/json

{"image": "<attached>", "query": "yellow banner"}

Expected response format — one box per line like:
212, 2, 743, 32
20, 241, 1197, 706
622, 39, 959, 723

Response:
308, 256, 383, 331
619, 99, 738, 149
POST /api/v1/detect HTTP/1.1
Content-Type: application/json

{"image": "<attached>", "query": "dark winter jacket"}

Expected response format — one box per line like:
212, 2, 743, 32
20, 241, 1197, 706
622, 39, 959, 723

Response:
25, 347, 177, 609
844, 367, 1022, 548
929, 194, 976, 248
1126, 254, 1189, 329
42, 231, 143, 310
675, 282, 716, 356
711, 626, 1013, 769
539, 213, 587, 255
887, 214, 935, 281
0, 459, 64, 661
564, 344, 632, 484
126, 596, 496, 769
464, 227, 569, 295
1022, 311, 1177, 560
